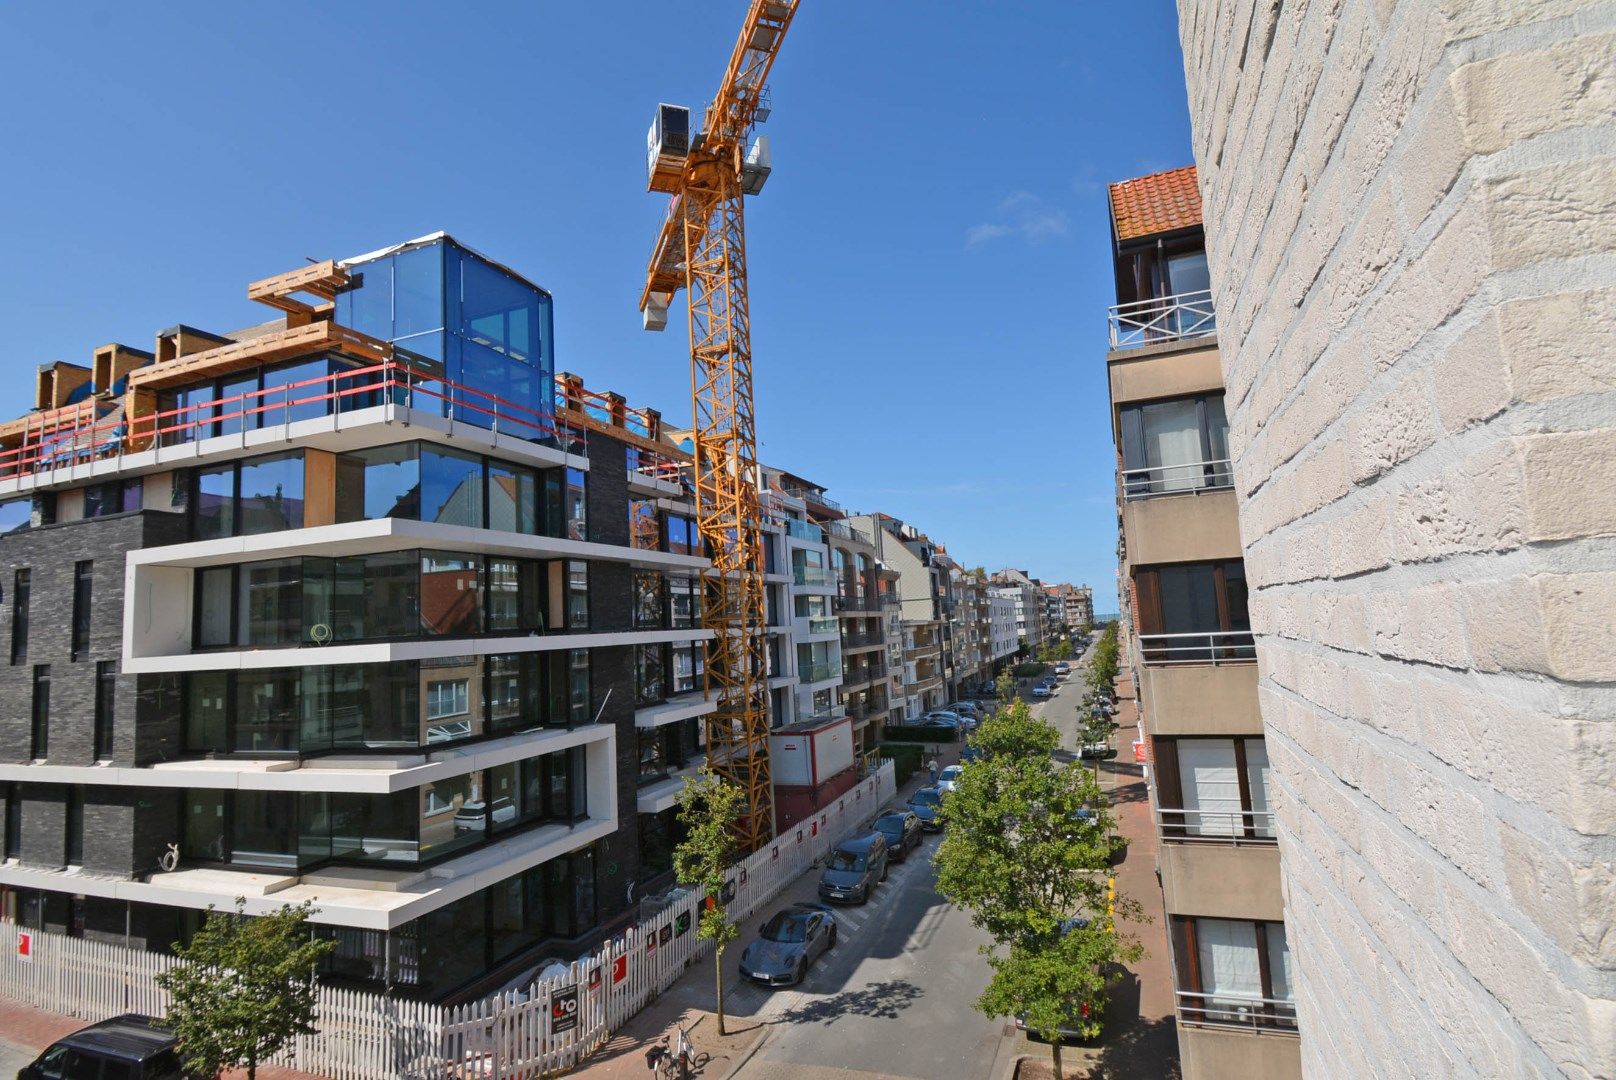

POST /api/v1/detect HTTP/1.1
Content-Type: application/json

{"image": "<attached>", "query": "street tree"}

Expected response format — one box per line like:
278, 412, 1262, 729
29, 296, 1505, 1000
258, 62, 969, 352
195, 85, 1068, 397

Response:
1087, 622, 1120, 695
674, 767, 747, 1036
934, 701, 1146, 1078
156, 899, 336, 1080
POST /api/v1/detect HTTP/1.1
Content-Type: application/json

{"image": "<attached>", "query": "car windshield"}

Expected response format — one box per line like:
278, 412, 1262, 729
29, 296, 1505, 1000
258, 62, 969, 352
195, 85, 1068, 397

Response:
911, 789, 941, 807
759, 912, 808, 943
828, 850, 866, 872
875, 815, 905, 834
940, 767, 962, 781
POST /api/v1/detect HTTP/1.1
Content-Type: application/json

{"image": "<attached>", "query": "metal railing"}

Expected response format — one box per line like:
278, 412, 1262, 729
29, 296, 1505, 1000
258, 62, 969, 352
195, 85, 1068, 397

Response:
841, 631, 883, 648
777, 484, 841, 511
1108, 288, 1217, 349
825, 519, 857, 541
881, 591, 903, 606
792, 565, 836, 588
1137, 630, 1254, 665
799, 661, 841, 683
802, 615, 839, 637
1154, 807, 1276, 843
1122, 459, 1234, 500
1175, 991, 1298, 1033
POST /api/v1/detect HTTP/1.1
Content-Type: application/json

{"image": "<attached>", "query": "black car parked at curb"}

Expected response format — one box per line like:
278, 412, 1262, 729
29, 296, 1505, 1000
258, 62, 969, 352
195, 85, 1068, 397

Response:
17, 1014, 187, 1080
873, 809, 923, 860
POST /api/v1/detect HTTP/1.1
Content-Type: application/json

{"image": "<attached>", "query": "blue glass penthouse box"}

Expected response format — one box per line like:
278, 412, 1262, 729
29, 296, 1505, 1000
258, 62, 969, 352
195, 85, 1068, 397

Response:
334, 233, 556, 438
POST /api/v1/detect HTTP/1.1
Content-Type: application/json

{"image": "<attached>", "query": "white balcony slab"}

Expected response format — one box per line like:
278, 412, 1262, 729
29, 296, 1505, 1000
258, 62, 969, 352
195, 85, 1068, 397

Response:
634, 692, 717, 730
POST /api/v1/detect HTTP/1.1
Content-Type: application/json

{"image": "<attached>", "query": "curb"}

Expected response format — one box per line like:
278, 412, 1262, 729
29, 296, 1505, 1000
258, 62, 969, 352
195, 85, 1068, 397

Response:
998, 1052, 1029, 1080
718, 1025, 771, 1080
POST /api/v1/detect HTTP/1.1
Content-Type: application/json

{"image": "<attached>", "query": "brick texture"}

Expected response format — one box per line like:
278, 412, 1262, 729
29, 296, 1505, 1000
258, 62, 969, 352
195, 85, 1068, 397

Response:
1177, 0, 1616, 1075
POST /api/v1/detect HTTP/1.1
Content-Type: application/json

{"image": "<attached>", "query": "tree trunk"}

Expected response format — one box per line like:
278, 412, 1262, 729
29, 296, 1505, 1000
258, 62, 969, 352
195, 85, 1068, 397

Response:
247, 1051, 257, 1080
1051, 1040, 1063, 1080
715, 947, 727, 1036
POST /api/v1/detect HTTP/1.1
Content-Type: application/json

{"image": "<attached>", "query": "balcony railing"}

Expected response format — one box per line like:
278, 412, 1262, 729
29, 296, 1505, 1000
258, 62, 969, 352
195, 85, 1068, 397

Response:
825, 519, 857, 542
803, 616, 839, 637
793, 565, 836, 588
0, 359, 587, 482
799, 661, 841, 683
1108, 289, 1217, 349
881, 591, 903, 606
786, 518, 824, 543
1175, 991, 1297, 1033
1137, 630, 1254, 665
841, 631, 883, 648
1154, 807, 1276, 843
1122, 459, 1234, 500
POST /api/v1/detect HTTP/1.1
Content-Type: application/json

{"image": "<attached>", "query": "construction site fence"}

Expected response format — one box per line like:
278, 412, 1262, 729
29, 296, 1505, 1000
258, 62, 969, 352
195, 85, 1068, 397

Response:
0, 761, 896, 1080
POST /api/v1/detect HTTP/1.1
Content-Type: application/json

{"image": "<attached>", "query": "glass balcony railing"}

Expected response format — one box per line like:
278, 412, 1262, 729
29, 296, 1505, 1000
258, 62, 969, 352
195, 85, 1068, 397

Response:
805, 616, 839, 637
1108, 289, 1217, 349
799, 661, 841, 683
793, 564, 835, 588
786, 518, 824, 543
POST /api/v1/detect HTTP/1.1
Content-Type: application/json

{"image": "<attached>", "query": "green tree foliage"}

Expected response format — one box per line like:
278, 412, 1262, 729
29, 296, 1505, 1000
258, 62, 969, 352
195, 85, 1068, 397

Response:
674, 768, 746, 1036
1054, 639, 1074, 661
934, 701, 1146, 1077
1087, 622, 1120, 695
994, 669, 1018, 707
156, 900, 336, 1080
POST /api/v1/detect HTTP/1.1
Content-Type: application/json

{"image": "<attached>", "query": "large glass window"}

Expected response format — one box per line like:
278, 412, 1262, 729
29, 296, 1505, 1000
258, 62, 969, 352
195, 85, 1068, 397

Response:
666, 514, 696, 557
1172, 917, 1295, 1029
335, 444, 420, 522
10, 568, 29, 665
636, 644, 666, 705
630, 501, 660, 551
669, 576, 697, 629
0, 499, 35, 535
193, 464, 236, 540
1119, 394, 1231, 496
420, 447, 484, 528
565, 469, 586, 541
420, 553, 482, 636
565, 561, 589, 629
1158, 737, 1273, 839
192, 452, 306, 539
633, 572, 665, 630
236, 669, 301, 753
1133, 560, 1252, 663
82, 479, 141, 519
487, 461, 537, 535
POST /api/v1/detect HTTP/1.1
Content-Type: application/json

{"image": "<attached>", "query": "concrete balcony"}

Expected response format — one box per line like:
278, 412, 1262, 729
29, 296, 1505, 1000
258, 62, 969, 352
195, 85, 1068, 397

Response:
1107, 337, 1224, 408
1159, 842, 1283, 921
1139, 660, 1261, 736
1122, 487, 1243, 565
1178, 1024, 1300, 1080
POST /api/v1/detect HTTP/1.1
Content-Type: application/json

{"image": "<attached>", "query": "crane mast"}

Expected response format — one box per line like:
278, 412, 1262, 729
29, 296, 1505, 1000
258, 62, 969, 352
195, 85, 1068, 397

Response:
641, 0, 799, 851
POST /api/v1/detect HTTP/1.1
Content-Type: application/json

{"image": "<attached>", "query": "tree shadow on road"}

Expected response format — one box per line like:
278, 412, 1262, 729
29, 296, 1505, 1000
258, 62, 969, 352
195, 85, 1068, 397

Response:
775, 977, 925, 1027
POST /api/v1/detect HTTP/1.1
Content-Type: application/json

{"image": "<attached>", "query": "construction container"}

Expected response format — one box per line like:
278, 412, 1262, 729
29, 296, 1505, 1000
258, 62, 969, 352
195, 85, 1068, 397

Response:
770, 714, 857, 832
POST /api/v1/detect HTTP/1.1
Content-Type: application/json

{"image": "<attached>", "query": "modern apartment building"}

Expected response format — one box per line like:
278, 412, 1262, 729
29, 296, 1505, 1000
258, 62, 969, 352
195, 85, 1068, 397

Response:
1103, 170, 1297, 1079
756, 480, 843, 730
1176, 2, 1616, 1075
989, 568, 1047, 654
1045, 582, 1094, 632
988, 591, 1018, 666
0, 234, 715, 1003
849, 513, 948, 720
821, 515, 890, 756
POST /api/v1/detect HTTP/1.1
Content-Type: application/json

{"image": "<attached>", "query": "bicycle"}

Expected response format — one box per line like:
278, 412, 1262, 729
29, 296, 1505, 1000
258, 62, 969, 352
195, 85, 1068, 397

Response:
644, 1021, 709, 1079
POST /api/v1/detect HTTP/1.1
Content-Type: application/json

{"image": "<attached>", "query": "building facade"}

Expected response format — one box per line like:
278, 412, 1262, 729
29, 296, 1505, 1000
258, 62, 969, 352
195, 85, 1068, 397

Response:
1176, 2, 1616, 1075
0, 235, 714, 1003
849, 514, 948, 720
1104, 170, 1298, 1078
990, 568, 1047, 654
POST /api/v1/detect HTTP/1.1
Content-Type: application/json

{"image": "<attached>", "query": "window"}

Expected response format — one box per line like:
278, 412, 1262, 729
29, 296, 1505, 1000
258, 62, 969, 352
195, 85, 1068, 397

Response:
82, 478, 142, 518
4, 784, 18, 860
70, 561, 92, 661
666, 513, 696, 556
420, 553, 482, 636
0, 499, 35, 535
1172, 917, 1295, 1029
672, 642, 703, 695
191, 452, 306, 539
567, 649, 591, 726
420, 446, 484, 528
487, 461, 538, 534
10, 568, 29, 664
485, 558, 543, 633
633, 572, 664, 629
427, 680, 470, 721
65, 786, 83, 866
335, 443, 421, 522
1156, 738, 1273, 839
566, 561, 589, 629
1133, 561, 1252, 663
1119, 394, 1231, 496
565, 468, 587, 541
636, 643, 666, 705
31, 665, 49, 759
669, 576, 697, 629
94, 662, 116, 761
629, 501, 661, 551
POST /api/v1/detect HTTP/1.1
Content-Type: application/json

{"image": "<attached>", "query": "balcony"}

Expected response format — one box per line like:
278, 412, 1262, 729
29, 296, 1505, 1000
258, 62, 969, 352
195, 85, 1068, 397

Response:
1108, 289, 1217, 350
793, 564, 836, 589
785, 518, 824, 543
1154, 807, 1276, 844
1176, 992, 1297, 1034
1122, 459, 1233, 500
797, 615, 839, 638
799, 661, 841, 684
825, 519, 857, 542
1137, 631, 1254, 665
1160, 843, 1283, 920
1177, 1024, 1300, 1078
841, 631, 884, 649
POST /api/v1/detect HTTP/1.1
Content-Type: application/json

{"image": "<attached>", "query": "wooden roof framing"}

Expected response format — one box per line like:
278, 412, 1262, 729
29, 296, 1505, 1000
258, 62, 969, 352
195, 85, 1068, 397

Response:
246, 259, 351, 316
127, 321, 392, 392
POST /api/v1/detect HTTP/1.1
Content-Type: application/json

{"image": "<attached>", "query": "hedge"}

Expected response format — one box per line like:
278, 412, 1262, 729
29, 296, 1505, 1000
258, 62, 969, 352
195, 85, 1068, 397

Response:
879, 743, 924, 786
881, 725, 960, 744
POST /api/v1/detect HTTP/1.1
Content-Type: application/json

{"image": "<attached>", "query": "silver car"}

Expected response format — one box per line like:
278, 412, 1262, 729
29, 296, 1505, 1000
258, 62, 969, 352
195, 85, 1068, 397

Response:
739, 904, 837, 987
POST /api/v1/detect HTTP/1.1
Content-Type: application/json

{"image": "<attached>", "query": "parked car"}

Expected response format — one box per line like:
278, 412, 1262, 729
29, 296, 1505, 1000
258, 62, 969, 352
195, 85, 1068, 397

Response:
873, 809, 923, 861
917, 712, 967, 733
937, 764, 964, 793
454, 796, 517, 832
907, 787, 945, 831
960, 745, 986, 764
1054, 663, 1071, 677
1079, 740, 1115, 760
947, 701, 983, 719
17, 1014, 186, 1080
1031, 684, 1052, 699
817, 832, 889, 904
1013, 919, 1104, 1042
738, 903, 837, 987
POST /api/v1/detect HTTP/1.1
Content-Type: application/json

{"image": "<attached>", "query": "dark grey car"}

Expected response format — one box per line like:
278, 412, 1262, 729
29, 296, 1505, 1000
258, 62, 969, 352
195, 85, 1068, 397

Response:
873, 810, 922, 860
817, 832, 888, 904
907, 786, 944, 831
738, 903, 837, 987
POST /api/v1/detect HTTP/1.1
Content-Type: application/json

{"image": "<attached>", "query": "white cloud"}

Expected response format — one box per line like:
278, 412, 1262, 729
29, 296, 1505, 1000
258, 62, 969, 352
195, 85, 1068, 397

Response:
965, 191, 1070, 250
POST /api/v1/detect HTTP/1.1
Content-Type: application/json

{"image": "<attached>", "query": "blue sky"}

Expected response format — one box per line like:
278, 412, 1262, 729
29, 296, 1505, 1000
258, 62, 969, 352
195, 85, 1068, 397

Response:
0, 2, 1194, 610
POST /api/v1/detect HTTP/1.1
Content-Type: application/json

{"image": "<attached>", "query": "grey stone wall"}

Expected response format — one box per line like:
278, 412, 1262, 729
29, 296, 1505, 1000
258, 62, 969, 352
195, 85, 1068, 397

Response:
1177, 1, 1616, 1075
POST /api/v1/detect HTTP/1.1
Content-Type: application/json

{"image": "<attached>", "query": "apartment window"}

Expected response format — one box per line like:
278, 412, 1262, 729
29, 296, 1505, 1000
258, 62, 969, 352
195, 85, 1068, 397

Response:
94, 662, 117, 761
82, 479, 142, 519
566, 561, 589, 629
672, 641, 703, 695
10, 568, 29, 664
191, 451, 306, 540
70, 561, 93, 661
666, 514, 697, 557
1133, 561, 1252, 663
633, 572, 665, 630
30, 665, 49, 759
1119, 394, 1230, 497
1172, 917, 1295, 1030
636, 643, 667, 706
669, 576, 698, 629
4, 784, 18, 860
1155, 737, 1272, 839
65, 786, 83, 866
629, 501, 661, 551
427, 680, 470, 721
565, 468, 587, 541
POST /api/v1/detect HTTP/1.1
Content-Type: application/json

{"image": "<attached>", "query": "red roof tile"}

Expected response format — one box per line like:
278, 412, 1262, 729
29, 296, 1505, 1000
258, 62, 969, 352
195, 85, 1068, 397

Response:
1108, 165, 1202, 242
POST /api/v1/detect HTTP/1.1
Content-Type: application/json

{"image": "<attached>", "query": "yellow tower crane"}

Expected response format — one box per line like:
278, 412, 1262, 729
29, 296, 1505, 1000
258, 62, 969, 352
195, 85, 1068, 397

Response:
640, 0, 799, 851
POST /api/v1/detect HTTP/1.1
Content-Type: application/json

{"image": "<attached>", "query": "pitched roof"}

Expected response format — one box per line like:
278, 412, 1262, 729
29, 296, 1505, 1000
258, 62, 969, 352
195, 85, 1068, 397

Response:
1108, 165, 1202, 242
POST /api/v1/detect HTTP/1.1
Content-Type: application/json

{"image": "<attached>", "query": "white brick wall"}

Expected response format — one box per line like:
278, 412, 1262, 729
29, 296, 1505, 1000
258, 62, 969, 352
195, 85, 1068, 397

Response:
1177, 1, 1616, 1075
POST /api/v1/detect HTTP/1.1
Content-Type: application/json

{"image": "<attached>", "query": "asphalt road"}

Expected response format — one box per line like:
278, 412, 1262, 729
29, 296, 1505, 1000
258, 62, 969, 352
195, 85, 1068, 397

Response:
731, 646, 1099, 1080
1, 1037, 38, 1075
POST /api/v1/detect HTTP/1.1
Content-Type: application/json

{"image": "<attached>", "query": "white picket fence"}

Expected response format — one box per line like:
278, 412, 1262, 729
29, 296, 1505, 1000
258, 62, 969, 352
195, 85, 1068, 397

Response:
1, 762, 896, 1079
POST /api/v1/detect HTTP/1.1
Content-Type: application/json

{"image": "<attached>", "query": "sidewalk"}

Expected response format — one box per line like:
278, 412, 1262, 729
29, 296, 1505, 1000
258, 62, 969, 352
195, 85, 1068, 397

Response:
0, 996, 322, 1080
571, 747, 959, 1080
